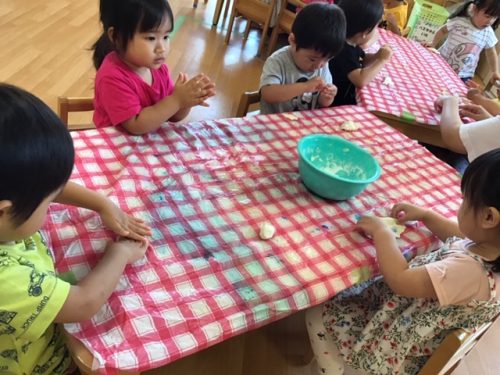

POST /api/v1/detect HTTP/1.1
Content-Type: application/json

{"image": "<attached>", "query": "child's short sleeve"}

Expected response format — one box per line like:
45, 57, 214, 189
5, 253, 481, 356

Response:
425, 252, 490, 306
260, 53, 286, 88
459, 115, 500, 161
485, 26, 498, 49
0, 261, 70, 343
95, 74, 144, 126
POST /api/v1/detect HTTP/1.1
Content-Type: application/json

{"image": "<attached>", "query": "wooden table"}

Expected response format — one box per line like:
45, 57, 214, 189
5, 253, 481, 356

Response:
357, 29, 467, 148
43, 106, 462, 373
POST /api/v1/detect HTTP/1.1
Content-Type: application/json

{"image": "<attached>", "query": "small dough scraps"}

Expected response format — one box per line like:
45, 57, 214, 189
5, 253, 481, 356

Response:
259, 222, 276, 240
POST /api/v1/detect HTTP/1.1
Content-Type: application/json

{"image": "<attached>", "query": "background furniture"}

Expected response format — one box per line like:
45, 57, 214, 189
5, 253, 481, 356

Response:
193, 0, 209, 8
235, 90, 260, 116
225, 0, 278, 56
357, 28, 467, 148
57, 96, 94, 129
266, 0, 305, 57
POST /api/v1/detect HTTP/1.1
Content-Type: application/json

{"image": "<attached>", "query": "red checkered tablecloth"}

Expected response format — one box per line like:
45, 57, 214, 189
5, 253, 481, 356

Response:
42, 106, 462, 373
357, 29, 467, 125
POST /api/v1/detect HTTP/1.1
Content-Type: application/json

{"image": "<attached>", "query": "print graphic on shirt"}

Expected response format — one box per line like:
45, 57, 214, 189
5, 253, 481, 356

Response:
28, 270, 46, 297
0, 310, 17, 336
0, 349, 18, 363
23, 237, 36, 251
292, 77, 316, 111
449, 42, 481, 74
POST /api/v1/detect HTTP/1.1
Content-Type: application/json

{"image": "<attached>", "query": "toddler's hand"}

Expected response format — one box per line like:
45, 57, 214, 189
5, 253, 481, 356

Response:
489, 73, 500, 85
433, 95, 459, 113
304, 77, 326, 93
377, 44, 393, 61
391, 203, 427, 223
173, 73, 216, 108
98, 200, 152, 241
318, 84, 337, 106
108, 237, 149, 264
356, 215, 390, 238
459, 103, 492, 121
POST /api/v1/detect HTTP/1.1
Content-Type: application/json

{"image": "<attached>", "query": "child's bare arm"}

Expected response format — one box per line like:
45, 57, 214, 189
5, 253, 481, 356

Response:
357, 216, 437, 299
261, 78, 326, 104
55, 182, 151, 240
348, 45, 392, 88
434, 96, 467, 154
484, 47, 500, 83
54, 239, 148, 322
121, 74, 215, 134
391, 203, 462, 241
430, 25, 448, 48
467, 89, 500, 116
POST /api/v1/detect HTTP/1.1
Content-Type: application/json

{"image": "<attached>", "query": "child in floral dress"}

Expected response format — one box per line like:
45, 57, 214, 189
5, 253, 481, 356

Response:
306, 149, 500, 374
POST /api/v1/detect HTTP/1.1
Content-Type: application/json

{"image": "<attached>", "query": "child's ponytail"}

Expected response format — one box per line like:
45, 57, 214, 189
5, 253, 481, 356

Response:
92, 32, 113, 70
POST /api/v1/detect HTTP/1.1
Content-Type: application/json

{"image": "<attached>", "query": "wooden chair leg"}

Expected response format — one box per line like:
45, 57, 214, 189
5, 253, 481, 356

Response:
225, 8, 237, 44
243, 20, 252, 40
212, 0, 225, 26
223, 0, 232, 19
258, 20, 271, 56
266, 25, 280, 58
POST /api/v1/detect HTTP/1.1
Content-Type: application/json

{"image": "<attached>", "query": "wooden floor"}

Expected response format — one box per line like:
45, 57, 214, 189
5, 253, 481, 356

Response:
0, 1, 314, 374
0, 0, 271, 126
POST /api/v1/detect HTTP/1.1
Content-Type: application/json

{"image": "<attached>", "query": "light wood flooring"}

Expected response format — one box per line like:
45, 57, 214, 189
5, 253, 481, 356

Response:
0, 1, 313, 374
0, 0, 271, 126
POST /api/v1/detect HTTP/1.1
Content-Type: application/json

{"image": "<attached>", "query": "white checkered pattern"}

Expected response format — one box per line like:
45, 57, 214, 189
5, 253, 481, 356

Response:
358, 29, 467, 125
42, 106, 462, 373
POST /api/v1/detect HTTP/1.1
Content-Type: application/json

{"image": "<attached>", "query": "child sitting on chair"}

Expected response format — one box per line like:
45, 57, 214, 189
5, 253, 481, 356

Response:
380, 0, 409, 36
330, 0, 393, 106
307, 148, 500, 374
259, 2, 346, 114
0, 84, 151, 374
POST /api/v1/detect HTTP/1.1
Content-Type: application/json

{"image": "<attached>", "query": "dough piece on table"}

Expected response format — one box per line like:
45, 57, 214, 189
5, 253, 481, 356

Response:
380, 217, 405, 238
340, 119, 361, 131
283, 113, 299, 121
259, 222, 276, 240
383, 76, 394, 86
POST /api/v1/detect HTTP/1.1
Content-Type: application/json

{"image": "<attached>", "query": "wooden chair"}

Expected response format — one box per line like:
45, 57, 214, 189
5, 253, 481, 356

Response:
236, 90, 260, 117
266, 0, 305, 57
192, 0, 208, 8
420, 320, 496, 374
212, 0, 233, 26
62, 328, 141, 375
57, 96, 94, 129
225, 0, 277, 56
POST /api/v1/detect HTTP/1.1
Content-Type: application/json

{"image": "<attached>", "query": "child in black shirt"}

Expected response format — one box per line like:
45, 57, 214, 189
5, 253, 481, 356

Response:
330, 0, 393, 106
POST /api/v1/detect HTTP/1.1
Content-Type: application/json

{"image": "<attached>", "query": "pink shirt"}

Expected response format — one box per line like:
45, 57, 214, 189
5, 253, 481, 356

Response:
425, 239, 492, 306
93, 52, 175, 128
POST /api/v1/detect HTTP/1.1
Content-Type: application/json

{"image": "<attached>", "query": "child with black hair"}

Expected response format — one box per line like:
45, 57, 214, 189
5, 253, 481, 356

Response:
329, 0, 393, 106
306, 148, 500, 374
92, 0, 216, 134
430, 0, 500, 83
259, 2, 346, 114
0, 83, 151, 374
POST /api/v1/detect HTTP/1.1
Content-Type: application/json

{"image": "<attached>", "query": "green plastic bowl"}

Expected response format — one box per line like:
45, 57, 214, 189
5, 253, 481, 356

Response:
297, 134, 381, 200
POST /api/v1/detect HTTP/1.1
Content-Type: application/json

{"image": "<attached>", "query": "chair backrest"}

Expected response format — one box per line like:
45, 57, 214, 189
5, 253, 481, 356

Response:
57, 96, 94, 129
420, 320, 496, 374
266, 0, 306, 57
236, 91, 260, 117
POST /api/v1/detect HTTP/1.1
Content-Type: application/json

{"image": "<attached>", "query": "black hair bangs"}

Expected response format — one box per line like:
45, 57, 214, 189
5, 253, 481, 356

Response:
137, 0, 174, 33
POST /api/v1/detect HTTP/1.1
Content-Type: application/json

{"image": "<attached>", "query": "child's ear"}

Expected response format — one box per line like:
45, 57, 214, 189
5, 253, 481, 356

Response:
0, 200, 12, 220
288, 33, 297, 47
482, 207, 500, 229
107, 27, 115, 43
